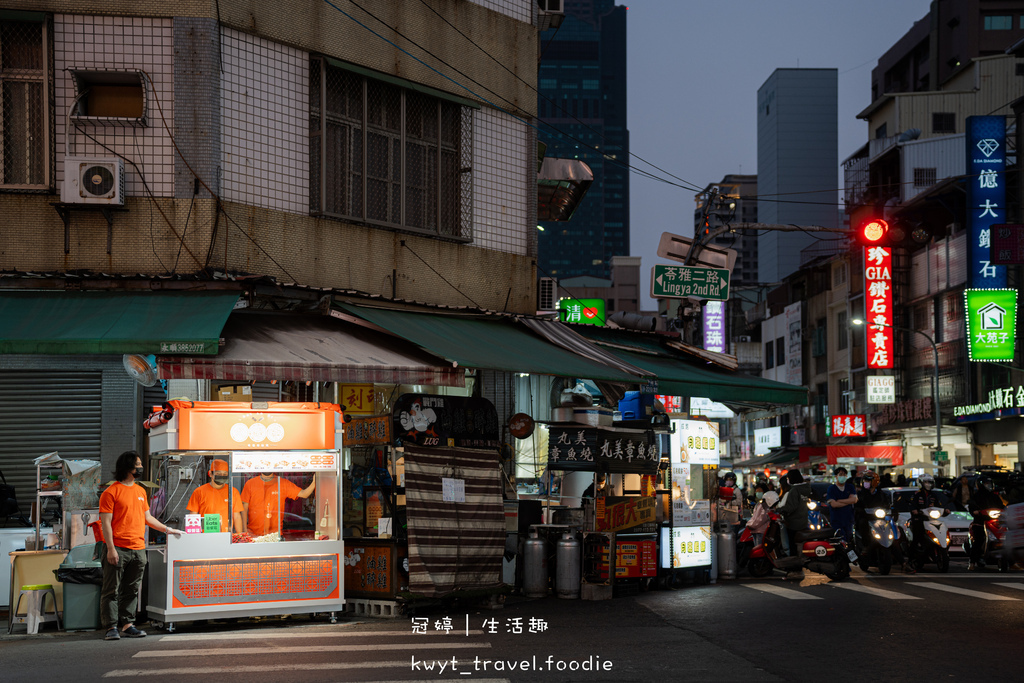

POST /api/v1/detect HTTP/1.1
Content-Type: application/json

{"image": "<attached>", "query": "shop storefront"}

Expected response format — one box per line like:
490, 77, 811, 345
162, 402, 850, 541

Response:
145, 401, 345, 629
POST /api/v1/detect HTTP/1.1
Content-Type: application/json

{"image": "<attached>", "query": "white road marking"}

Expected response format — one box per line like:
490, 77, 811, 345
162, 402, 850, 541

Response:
906, 581, 1020, 601
740, 584, 822, 600
829, 583, 921, 600
134, 642, 490, 658
991, 582, 1024, 591
160, 629, 486, 642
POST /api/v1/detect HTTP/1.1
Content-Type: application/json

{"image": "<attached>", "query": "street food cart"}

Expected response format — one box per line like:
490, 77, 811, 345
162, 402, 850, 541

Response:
145, 401, 345, 630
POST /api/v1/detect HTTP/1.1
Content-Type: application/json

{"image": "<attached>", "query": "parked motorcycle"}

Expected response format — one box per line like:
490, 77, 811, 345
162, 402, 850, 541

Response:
906, 506, 951, 572
743, 514, 852, 580
855, 507, 901, 575
963, 508, 1010, 572
807, 499, 828, 531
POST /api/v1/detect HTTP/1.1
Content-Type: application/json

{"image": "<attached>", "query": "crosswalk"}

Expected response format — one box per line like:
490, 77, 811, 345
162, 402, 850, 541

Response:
740, 580, 1024, 602
100, 625, 511, 681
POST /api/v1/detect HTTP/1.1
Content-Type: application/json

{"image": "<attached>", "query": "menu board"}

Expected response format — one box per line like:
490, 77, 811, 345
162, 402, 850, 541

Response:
660, 526, 712, 569
232, 450, 338, 472
670, 419, 720, 465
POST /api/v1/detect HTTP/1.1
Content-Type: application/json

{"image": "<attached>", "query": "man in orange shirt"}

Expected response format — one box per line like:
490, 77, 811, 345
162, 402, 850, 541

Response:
241, 472, 316, 537
186, 459, 243, 533
99, 450, 181, 641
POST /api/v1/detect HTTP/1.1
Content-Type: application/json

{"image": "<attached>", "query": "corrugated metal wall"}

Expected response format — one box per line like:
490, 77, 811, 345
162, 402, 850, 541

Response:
0, 371, 103, 504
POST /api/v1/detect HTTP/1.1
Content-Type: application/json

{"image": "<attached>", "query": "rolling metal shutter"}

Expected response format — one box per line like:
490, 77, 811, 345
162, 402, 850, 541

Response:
0, 370, 102, 504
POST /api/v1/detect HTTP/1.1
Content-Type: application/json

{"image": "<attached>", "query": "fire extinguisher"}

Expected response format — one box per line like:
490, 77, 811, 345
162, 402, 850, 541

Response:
143, 404, 175, 430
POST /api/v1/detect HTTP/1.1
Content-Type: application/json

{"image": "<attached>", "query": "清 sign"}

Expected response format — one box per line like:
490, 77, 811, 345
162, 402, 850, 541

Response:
865, 246, 894, 369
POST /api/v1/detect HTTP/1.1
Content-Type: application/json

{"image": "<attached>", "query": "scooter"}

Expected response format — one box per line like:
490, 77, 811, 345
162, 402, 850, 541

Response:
806, 499, 828, 531
906, 506, 951, 572
855, 507, 900, 575
745, 515, 852, 581
963, 508, 1010, 572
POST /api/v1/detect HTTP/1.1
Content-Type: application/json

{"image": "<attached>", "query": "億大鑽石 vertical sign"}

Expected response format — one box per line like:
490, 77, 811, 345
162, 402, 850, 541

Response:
702, 301, 726, 352
966, 116, 1007, 287
865, 246, 894, 368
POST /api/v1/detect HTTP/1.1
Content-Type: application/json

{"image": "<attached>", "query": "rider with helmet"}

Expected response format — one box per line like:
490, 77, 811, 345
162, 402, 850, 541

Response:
967, 475, 1006, 570
909, 473, 944, 554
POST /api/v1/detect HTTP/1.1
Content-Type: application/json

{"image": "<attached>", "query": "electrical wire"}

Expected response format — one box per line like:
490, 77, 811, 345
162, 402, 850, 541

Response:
401, 241, 483, 308
172, 190, 196, 274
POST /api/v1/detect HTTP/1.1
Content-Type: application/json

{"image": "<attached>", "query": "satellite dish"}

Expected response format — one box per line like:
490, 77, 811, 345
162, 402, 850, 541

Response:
123, 353, 158, 387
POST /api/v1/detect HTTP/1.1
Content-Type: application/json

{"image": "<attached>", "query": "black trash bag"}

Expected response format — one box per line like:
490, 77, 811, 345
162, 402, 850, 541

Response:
54, 566, 104, 585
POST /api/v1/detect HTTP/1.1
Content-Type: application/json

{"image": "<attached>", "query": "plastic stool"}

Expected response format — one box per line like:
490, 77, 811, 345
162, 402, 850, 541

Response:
12, 584, 62, 634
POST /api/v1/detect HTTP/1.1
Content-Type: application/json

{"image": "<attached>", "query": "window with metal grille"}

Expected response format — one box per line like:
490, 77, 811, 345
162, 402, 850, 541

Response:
932, 112, 955, 135
0, 17, 49, 188
310, 57, 472, 240
914, 167, 937, 187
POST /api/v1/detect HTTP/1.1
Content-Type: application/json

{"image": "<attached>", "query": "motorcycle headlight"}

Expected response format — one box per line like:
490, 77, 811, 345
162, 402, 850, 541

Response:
988, 509, 1002, 519
928, 509, 942, 519
874, 509, 886, 519
872, 532, 881, 539
807, 501, 817, 510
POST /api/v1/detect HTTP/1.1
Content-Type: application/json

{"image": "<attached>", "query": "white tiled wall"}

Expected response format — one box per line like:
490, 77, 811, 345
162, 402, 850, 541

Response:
54, 15, 175, 197
469, 0, 534, 24
220, 28, 308, 214
473, 108, 529, 255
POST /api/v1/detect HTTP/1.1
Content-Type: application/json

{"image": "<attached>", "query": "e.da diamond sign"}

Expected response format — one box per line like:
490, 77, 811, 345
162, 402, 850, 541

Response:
966, 289, 1017, 361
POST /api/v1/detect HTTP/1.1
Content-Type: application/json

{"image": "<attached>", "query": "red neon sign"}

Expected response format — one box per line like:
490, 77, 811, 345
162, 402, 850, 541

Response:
865, 246, 894, 369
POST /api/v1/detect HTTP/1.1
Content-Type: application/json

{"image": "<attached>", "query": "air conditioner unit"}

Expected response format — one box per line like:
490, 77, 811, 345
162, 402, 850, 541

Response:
538, 277, 558, 311
62, 157, 125, 205
537, 0, 565, 31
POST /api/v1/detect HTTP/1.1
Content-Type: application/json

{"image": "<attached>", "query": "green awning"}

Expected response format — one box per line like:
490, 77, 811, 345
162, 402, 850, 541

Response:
335, 303, 643, 383
0, 291, 240, 355
571, 326, 807, 405
613, 348, 808, 405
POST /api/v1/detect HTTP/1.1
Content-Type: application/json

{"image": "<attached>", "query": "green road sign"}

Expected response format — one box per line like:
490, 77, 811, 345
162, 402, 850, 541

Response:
934, 450, 948, 462
965, 288, 1018, 361
651, 265, 730, 300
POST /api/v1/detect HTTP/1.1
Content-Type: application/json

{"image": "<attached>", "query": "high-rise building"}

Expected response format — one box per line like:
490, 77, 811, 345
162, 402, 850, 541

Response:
537, 0, 629, 279
756, 68, 838, 284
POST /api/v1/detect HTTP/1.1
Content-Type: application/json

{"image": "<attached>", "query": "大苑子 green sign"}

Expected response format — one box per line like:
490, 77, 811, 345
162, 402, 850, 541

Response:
965, 288, 1018, 361
559, 298, 606, 325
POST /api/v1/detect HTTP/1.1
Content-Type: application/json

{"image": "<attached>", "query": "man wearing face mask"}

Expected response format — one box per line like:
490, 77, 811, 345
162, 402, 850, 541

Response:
186, 459, 244, 533
242, 471, 316, 537
99, 450, 182, 641
826, 467, 858, 543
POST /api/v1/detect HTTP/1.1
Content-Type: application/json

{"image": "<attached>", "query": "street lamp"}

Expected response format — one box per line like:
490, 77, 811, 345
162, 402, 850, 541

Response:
851, 318, 942, 461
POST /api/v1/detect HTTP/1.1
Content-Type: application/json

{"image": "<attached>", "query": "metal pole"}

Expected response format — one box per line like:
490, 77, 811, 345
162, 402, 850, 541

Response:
932, 340, 941, 456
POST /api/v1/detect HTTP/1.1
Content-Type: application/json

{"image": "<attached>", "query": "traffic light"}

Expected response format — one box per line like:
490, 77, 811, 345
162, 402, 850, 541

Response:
853, 215, 947, 248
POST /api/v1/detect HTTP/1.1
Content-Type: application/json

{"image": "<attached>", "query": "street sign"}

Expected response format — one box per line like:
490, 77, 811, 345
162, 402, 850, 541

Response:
657, 232, 737, 272
935, 450, 948, 463
651, 265, 730, 300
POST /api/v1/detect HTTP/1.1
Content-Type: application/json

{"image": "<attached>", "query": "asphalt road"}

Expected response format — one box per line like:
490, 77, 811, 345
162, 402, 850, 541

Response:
3, 560, 1022, 683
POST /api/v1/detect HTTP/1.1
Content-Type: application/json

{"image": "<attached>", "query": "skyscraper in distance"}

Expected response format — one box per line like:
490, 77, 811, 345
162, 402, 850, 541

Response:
537, 0, 629, 280
756, 68, 838, 284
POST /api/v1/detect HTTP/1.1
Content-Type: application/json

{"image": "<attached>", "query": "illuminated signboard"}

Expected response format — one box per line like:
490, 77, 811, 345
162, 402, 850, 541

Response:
558, 298, 606, 325
865, 245, 894, 369
754, 426, 781, 455
703, 301, 726, 352
965, 288, 1018, 361
866, 376, 895, 404
965, 116, 1007, 287
669, 419, 720, 465
830, 414, 867, 438
660, 525, 712, 569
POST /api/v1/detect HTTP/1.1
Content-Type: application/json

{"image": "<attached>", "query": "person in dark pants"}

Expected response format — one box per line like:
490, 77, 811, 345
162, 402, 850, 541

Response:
826, 467, 859, 543
99, 451, 181, 641
967, 476, 1005, 570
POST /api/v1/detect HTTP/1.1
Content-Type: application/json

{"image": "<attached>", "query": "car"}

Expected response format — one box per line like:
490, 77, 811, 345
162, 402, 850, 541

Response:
883, 487, 972, 555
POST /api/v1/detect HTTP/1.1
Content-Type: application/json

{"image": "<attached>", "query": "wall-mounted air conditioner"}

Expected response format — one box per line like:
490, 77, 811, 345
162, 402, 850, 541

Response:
538, 0, 565, 31
61, 156, 125, 205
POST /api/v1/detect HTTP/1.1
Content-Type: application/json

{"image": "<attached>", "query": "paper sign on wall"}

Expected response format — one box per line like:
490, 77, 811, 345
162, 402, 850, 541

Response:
442, 477, 465, 503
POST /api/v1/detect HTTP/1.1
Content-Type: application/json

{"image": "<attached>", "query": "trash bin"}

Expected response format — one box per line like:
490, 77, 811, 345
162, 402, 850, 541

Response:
55, 543, 103, 631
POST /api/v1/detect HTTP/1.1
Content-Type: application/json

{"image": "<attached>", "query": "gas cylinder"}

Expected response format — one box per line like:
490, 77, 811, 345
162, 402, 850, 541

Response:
555, 532, 581, 598
523, 529, 548, 598
716, 522, 737, 579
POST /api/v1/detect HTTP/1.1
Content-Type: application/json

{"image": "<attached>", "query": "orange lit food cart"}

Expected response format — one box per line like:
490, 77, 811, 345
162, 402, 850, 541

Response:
145, 401, 344, 630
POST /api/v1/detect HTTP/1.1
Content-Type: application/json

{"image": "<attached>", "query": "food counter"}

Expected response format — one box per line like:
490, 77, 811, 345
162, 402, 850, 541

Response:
145, 401, 345, 630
